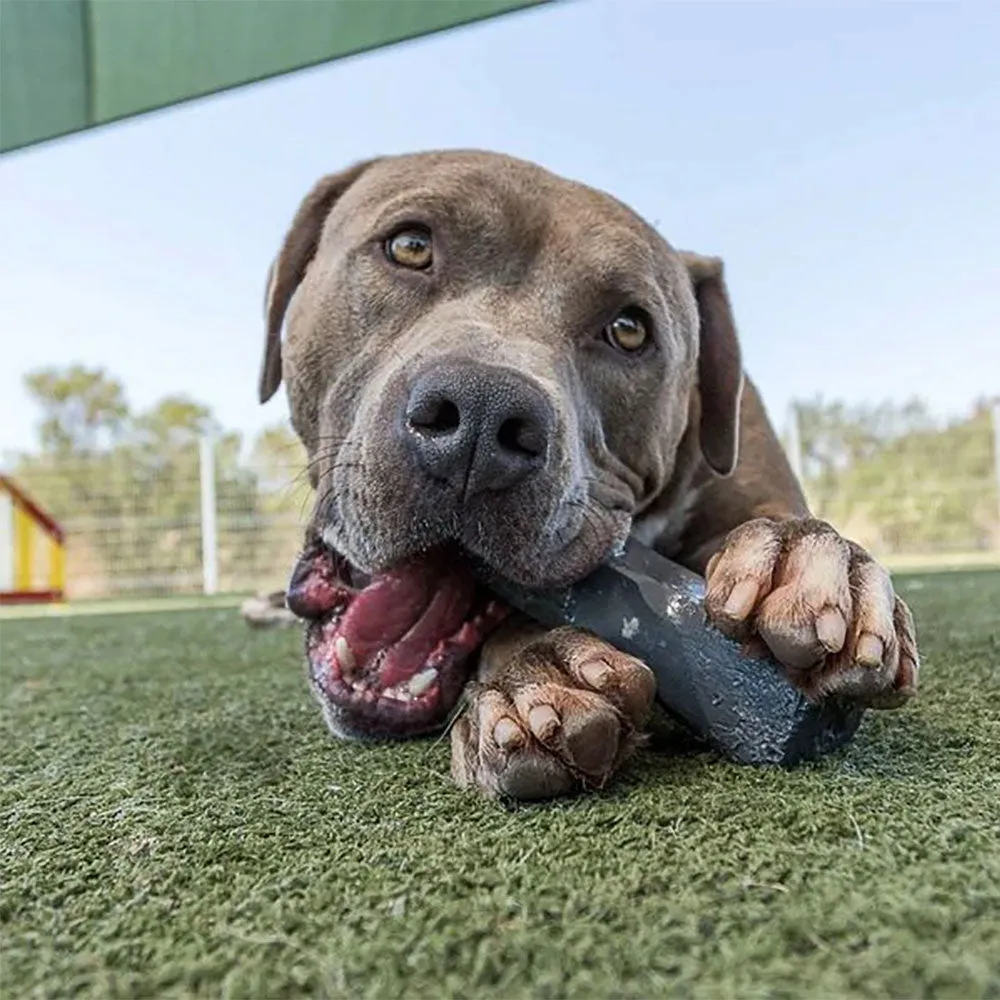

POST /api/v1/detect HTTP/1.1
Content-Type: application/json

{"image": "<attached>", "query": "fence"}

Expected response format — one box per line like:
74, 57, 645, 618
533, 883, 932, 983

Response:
6, 443, 313, 600
783, 399, 1000, 569
4, 402, 999, 600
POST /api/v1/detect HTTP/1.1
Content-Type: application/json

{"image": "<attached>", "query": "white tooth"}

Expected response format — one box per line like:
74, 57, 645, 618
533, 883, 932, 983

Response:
408, 667, 438, 697
382, 684, 411, 703
335, 636, 357, 674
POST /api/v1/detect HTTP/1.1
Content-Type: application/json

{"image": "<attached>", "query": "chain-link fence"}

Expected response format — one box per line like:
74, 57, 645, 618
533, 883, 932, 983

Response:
7, 444, 313, 599
784, 399, 1000, 570
5, 401, 999, 600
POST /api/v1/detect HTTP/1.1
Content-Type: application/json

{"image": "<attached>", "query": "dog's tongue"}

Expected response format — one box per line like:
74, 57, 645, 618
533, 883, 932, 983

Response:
287, 544, 477, 686
337, 556, 476, 686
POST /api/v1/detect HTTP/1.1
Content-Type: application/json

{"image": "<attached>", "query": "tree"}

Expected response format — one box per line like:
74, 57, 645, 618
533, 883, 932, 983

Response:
134, 396, 215, 447
24, 365, 129, 455
795, 396, 998, 555
15, 368, 265, 596
234, 423, 313, 591
250, 423, 308, 491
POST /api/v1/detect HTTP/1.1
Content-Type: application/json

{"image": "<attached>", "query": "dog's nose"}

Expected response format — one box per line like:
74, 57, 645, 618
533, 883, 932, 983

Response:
402, 362, 554, 496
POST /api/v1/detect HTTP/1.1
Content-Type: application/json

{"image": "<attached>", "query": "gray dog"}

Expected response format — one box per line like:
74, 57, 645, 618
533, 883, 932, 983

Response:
258, 150, 919, 800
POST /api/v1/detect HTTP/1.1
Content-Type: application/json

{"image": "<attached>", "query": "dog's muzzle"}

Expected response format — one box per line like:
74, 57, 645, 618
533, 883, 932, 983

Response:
287, 539, 509, 738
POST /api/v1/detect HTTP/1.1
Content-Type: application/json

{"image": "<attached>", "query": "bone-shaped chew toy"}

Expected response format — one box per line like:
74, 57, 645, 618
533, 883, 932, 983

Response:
488, 538, 865, 766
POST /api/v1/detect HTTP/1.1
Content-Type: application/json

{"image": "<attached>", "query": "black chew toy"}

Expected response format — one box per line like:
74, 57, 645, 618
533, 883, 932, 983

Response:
488, 539, 864, 766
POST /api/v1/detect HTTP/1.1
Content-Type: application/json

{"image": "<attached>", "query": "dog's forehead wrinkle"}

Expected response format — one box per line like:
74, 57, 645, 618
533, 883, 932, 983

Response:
351, 151, 674, 285
347, 156, 555, 247
366, 185, 543, 241
398, 297, 572, 386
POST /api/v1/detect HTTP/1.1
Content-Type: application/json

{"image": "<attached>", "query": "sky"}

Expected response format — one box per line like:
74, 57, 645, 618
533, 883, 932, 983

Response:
1, 0, 998, 463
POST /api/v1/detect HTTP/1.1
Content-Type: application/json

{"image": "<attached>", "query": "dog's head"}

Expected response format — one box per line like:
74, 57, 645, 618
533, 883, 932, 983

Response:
262, 151, 743, 737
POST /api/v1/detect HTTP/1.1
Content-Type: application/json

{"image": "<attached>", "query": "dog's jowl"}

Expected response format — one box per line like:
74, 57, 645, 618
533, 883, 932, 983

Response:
259, 151, 919, 800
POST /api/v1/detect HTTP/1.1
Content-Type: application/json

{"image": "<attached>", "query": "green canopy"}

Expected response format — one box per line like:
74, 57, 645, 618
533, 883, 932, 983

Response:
0, 0, 548, 154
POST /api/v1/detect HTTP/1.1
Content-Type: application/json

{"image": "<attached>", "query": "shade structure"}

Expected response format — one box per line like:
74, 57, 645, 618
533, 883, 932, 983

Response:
0, 0, 549, 154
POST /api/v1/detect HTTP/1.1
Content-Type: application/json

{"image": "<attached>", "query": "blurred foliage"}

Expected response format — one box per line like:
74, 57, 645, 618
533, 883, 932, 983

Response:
796, 396, 998, 555
12, 366, 309, 597
7, 366, 998, 597
23, 365, 129, 454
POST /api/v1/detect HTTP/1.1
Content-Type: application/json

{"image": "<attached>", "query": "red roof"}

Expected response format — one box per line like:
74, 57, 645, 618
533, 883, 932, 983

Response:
0, 474, 65, 543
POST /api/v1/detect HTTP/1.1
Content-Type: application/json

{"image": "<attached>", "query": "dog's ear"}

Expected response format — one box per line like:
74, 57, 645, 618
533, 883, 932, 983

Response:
259, 159, 378, 404
679, 252, 744, 477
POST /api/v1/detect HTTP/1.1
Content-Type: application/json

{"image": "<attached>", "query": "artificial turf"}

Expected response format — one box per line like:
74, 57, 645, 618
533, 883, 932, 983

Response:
2, 571, 998, 999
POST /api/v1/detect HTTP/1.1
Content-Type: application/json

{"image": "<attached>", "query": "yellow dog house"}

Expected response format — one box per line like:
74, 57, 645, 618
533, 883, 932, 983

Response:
0, 475, 66, 605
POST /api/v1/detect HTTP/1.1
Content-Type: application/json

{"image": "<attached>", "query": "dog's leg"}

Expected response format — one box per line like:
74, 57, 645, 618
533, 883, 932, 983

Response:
678, 380, 919, 707
450, 617, 656, 800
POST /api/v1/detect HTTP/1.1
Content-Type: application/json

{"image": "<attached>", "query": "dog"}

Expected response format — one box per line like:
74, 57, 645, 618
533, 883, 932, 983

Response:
259, 150, 919, 800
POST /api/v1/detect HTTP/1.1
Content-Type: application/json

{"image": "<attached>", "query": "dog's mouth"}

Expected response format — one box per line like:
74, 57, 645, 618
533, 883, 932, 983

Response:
286, 539, 509, 738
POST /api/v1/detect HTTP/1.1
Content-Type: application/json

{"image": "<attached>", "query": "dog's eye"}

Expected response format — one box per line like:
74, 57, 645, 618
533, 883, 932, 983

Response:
604, 310, 649, 353
386, 228, 433, 270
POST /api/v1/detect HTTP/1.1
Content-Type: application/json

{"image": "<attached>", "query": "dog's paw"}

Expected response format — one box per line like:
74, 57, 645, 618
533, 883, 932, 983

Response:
705, 517, 919, 707
450, 627, 656, 800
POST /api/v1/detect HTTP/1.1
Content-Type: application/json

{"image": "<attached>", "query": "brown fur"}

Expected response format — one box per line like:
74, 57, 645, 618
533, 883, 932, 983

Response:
260, 150, 919, 800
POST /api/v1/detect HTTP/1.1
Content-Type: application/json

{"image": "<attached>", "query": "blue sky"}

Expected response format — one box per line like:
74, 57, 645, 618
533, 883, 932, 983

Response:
1, 0, 997, 461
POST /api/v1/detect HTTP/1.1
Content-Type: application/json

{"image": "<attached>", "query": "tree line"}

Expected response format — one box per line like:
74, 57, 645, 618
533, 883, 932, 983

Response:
9, 366, 308, 596
5, 366, 997, 597
794, 396, 997, 555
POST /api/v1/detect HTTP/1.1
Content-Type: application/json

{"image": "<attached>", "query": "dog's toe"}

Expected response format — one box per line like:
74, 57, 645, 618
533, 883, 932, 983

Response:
450, 627, 654, 800
450, 686, 576, 799
547, 628, 657, 727
508, 682, 623, 784
705, 517, 919, 707
495, 752, 576, 801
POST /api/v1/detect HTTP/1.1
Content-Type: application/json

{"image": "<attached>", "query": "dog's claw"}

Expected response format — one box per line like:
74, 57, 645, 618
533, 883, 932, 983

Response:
579, 659, 612, 689
816, 607, 847, 653
527, 704, 560, 741
855, 634, 884, 668
493, 717, 525, 750
723, 579, 759, 620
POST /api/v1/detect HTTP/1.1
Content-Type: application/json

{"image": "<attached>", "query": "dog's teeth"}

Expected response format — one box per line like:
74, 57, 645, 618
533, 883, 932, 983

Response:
335, 636, 357, 674
408, 668, 438, 697
382, 684, 412, 702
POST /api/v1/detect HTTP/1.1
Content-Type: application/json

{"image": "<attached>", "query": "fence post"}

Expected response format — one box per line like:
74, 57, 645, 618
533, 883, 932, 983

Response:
199, 434, 219, 595
992, 400, 1000, 550
785, 402, 804, 483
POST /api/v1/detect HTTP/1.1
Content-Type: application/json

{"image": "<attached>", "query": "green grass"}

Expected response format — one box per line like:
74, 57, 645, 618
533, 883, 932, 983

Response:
0, 593, 247, 622
2, 572, 999, 999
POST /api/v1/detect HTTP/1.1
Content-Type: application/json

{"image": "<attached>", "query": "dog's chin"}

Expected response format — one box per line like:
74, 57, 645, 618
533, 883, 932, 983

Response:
286, 540, 509, 739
